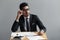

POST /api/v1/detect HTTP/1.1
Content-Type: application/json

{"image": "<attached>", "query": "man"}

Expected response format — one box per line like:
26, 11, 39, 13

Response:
11, 2, 46, 35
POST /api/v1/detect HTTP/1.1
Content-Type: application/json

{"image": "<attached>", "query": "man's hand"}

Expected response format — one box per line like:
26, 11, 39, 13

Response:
16, 10, 23, 22
36, 32, 45, 35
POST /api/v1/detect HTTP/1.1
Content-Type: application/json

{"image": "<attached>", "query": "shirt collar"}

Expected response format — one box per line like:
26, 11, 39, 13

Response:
24, 15, 30, 19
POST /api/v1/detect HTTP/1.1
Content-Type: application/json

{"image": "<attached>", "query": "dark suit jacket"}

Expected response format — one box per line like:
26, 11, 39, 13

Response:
11, 14, 46, 32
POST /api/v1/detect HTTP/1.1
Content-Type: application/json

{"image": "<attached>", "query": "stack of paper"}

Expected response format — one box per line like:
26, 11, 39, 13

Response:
27, 36, 45, 40
11, 32, 37, 37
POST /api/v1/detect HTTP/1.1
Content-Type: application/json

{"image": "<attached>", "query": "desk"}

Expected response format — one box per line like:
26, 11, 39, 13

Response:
10, 32, 48, 40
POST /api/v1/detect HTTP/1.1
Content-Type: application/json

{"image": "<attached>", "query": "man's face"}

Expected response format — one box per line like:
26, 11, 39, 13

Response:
22, 6, 30, 17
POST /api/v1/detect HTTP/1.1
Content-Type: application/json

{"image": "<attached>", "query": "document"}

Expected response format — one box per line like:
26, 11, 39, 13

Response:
11, 32, 45, 40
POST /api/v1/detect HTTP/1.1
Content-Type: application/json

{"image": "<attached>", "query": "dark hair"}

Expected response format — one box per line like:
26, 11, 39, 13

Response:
19, 2, 28, 10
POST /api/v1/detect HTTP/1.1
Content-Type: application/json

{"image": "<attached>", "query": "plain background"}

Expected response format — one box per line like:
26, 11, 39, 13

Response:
0, 0, 60, 40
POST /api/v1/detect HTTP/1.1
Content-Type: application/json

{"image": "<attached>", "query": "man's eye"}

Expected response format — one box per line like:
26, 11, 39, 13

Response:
23, 9, 29, 11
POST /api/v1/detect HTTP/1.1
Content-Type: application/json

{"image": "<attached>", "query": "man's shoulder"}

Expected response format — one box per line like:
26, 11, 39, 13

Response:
30, 14, 37, 17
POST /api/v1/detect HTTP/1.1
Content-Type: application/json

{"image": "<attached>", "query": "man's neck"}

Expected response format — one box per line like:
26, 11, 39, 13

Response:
24, 15, 30, 18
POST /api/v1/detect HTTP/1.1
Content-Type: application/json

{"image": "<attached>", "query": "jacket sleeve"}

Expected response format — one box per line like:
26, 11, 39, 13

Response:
35, 15, 46, 32
11, 20, 20, 32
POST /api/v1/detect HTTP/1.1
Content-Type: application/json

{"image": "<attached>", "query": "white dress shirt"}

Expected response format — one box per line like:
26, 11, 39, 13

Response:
24, 15, 30, 31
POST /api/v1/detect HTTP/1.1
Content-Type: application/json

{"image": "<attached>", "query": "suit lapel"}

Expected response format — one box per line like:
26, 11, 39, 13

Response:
20, 15, 25, 27
22, 15, 25, 27
30, 14, 32, 27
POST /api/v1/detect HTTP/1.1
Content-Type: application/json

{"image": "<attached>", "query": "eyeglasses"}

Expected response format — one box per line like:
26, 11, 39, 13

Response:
23, 9, 29, 11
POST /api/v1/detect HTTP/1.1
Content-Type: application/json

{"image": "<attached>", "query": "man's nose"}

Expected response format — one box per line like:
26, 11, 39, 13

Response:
27, 10, 29, 13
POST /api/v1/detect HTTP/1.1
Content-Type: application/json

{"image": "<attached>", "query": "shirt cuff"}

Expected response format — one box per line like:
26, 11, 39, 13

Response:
41, 30, 44, 33
16, 19, 19, 22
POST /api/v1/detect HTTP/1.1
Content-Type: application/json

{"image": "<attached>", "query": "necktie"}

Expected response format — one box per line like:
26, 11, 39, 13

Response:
26, 18, 29, 31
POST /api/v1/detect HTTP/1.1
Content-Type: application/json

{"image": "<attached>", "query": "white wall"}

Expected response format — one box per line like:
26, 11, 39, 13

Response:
0, 0, 60, 40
